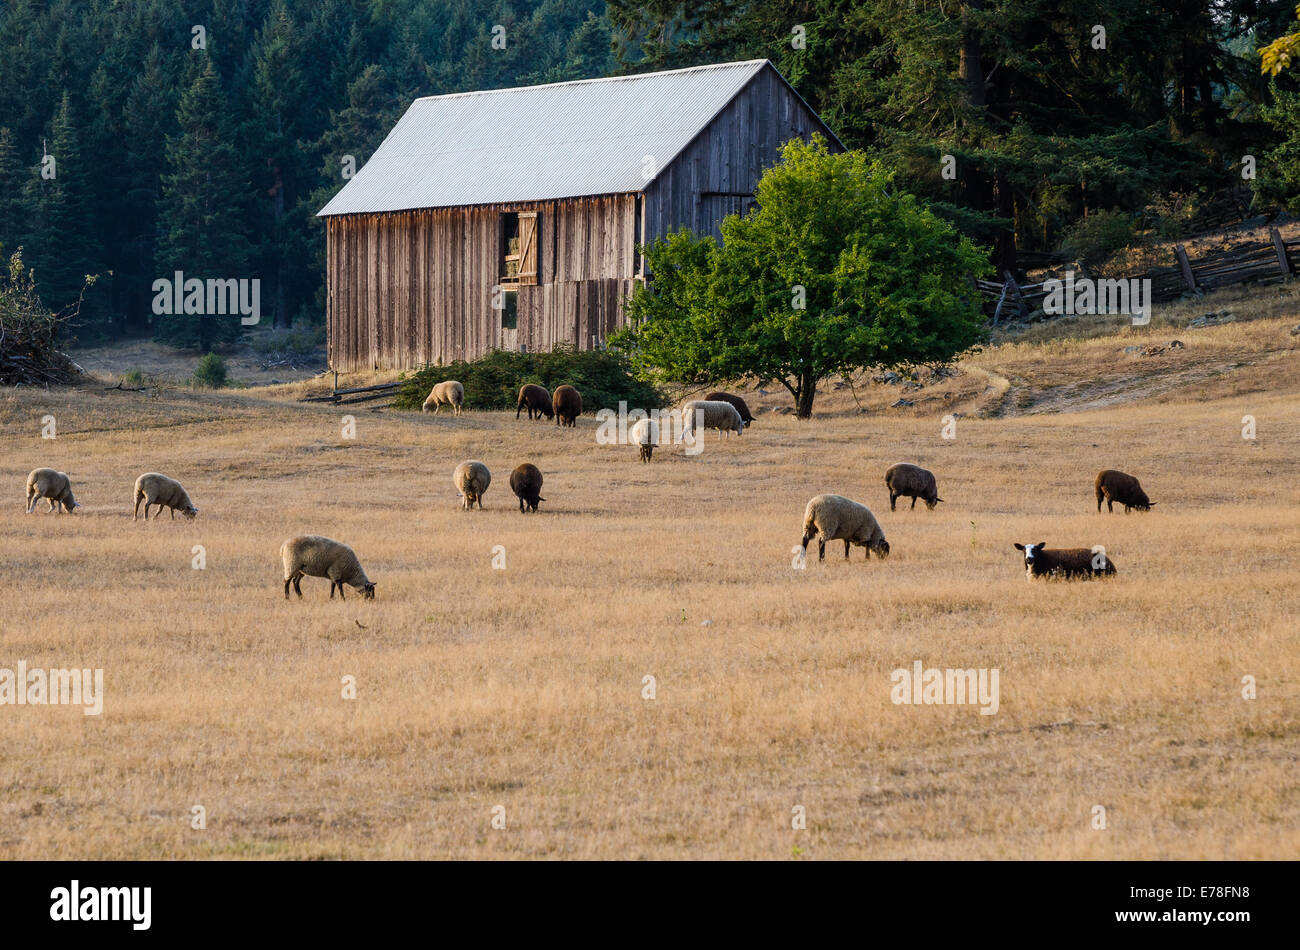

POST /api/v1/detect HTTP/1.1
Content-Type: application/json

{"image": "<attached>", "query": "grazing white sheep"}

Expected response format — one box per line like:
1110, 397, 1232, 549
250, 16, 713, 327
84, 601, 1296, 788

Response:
25, 468, 79, 514
681, 399, 745, 439
800, 494, 889, 562
422, 380, 465, 416
133, 472, 198, 521
453, 460, 491, 509
280, 535, 376, 600
630, 417, 660, 463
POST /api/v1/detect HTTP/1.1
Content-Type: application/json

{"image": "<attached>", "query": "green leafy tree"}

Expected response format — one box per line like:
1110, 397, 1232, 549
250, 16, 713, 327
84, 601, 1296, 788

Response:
1258, 83, 1300, 209
616, 137, 989, 418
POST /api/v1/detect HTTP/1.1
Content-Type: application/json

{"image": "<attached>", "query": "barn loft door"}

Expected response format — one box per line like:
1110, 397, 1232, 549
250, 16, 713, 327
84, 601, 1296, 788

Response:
516, 212, 539, 285
500, 211, 540, 288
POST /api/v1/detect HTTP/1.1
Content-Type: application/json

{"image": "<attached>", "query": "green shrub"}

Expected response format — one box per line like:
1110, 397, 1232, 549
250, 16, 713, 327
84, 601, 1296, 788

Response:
193, 352, 229, 388
394, 344, 668, 413
121, 368, 145, 387
1057, 209, 1141, 269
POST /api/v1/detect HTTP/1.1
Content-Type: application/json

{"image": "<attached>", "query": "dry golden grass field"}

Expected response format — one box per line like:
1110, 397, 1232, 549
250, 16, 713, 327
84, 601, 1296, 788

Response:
1, 299, 1298, 860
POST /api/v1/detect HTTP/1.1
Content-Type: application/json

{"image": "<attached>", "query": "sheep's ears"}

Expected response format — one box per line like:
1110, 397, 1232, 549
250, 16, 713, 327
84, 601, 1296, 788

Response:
1013, 542, 1025, 551
1036, 541, 1047, 550
1147, 502, 1157, 507
934, 497, 945, 503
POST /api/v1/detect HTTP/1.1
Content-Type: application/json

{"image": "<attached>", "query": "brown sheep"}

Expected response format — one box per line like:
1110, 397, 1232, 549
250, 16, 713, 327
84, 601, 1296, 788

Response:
553, 384, 582, 427
509, 463, 545, 513
1095, 470, 1154, 513
516, 384, 553, 420
884, 462, 943, 511
703, 391, 755, 426
1013, 542, 1117, 579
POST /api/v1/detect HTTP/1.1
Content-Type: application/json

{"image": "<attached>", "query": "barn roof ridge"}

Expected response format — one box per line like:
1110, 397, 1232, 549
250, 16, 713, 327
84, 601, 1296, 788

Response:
407, 58, 774, 103
317, 59, 834, 216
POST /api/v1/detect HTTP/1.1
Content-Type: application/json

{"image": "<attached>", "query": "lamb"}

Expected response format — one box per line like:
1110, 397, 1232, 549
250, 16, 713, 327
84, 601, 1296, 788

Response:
280, 535, 376, 600
454, 460, 491, 509
704, 391, 755, 427
630, 417, 659, 463
509, 463, 545, 513
681, 399, 745, 439
1013, 542, 1117, 580
800, 494, 890, 562
133, 472, 198, 521
25, 468, 79, 514
516, 384, 553, 420
422, 380, 464, 416
1095, 469, 1154, 513
552, 384, 582, 427
884, 462, 944, 511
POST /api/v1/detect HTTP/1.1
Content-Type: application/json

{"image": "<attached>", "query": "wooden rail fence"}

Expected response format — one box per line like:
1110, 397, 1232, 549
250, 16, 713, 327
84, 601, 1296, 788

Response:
981, 227, 1300, 322
301, 374, 401, 407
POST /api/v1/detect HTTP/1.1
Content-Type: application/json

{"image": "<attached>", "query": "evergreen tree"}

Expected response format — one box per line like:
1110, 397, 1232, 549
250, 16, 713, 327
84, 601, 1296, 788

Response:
156, 56, 252, 350
122, 45, 177, 333
0, 127, 26, 254
23, 94, 104, 333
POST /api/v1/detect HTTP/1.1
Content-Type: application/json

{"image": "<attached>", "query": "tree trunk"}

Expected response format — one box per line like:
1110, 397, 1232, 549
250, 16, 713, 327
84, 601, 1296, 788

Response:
795, 369, 816, 419
959, 1, 985, 108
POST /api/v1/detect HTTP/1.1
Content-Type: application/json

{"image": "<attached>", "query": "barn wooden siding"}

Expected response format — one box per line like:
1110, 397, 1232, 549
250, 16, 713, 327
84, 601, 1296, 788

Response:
642, 66, 834, 243
326, 194, 640, 371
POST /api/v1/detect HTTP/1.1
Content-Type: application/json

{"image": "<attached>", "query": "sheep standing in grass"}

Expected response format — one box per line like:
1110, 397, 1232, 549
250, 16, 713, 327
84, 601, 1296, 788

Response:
1013, 542, 1117, 580
553, 384, 582, 427
133, 472, 198, 521
422, 380, 465, 416
25, 468, 79, 514
630, 417, 659, 462
681, 399, 745, 439
704, 391, 755, 427
280, 535, 376, 600
800, 494, 889, 562
509, 463, 545, 513
1095, 470, 1154, 513
454, 460, 491, 509
884, 462, 943, 511
516, 384, 553, 420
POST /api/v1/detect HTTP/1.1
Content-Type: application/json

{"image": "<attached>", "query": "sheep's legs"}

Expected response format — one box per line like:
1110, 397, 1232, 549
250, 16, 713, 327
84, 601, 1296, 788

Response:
844, 539, 851, 560
292, 575, 304, 598
818, 539, 826, 561
910, 497, 917, 509
889, 494, 897, 511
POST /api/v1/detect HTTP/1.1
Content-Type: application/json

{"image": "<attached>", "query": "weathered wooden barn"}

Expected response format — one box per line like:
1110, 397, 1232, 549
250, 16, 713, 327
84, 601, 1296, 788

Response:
317, 59, 841, 371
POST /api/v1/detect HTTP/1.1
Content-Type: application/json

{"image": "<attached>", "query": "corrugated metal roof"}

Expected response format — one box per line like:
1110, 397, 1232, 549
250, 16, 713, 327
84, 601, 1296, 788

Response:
317, 60, 772, 216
